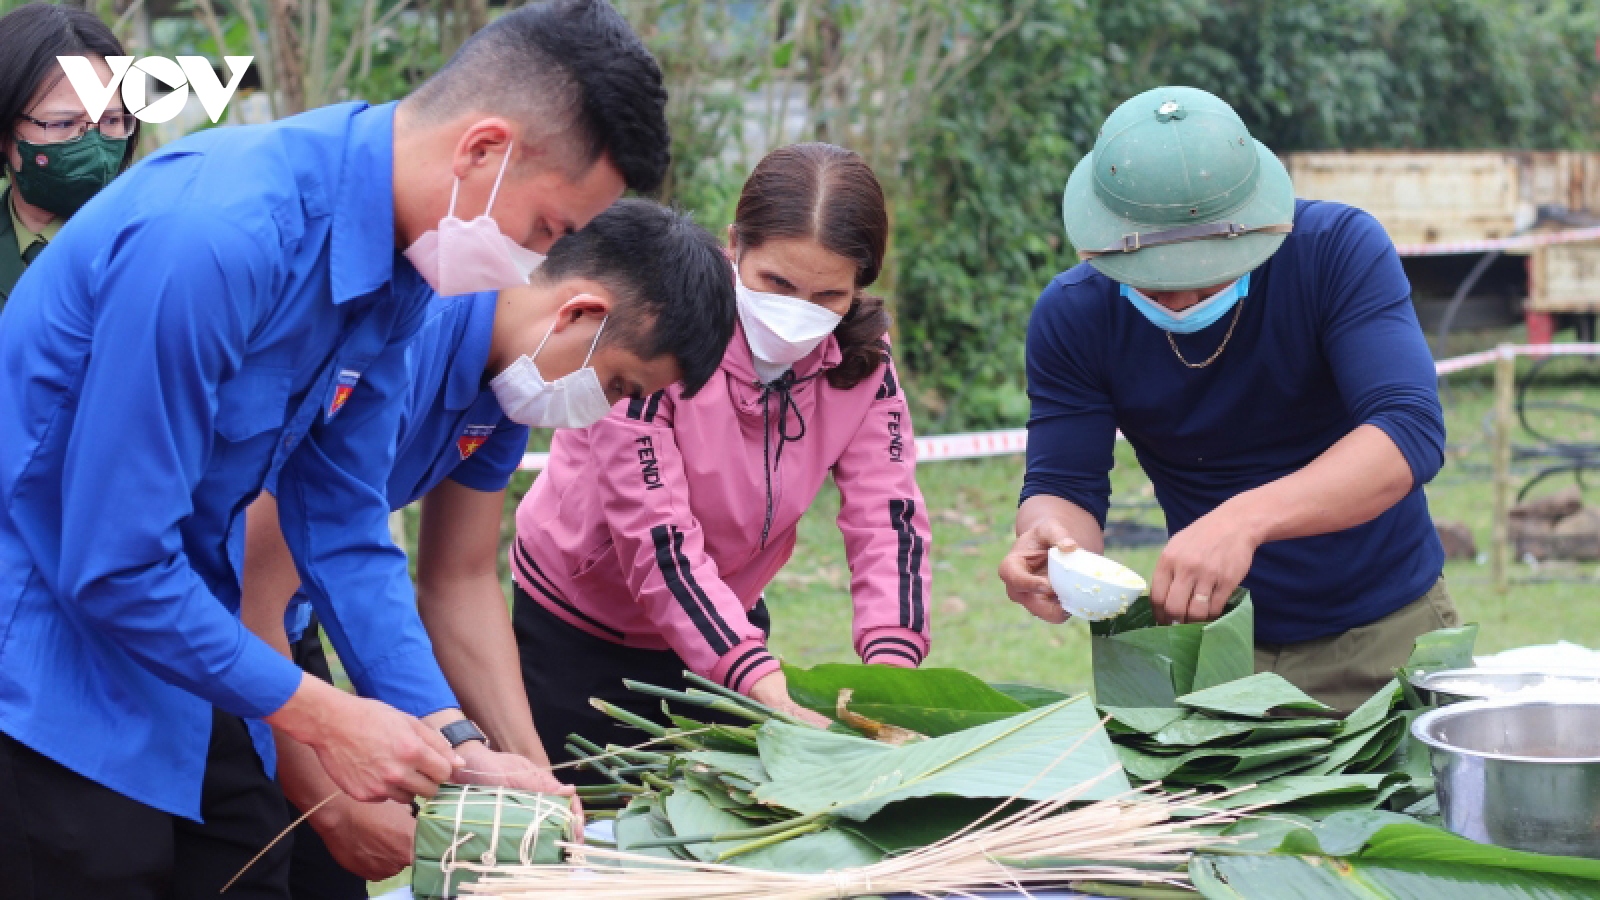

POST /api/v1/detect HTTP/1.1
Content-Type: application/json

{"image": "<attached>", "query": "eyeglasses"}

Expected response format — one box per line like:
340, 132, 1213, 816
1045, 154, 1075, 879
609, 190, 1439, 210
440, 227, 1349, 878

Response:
16, 112, 138, 143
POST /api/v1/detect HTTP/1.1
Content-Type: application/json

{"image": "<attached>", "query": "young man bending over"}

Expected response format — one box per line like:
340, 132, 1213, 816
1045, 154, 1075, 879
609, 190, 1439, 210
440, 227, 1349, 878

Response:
241, 200, 735, 891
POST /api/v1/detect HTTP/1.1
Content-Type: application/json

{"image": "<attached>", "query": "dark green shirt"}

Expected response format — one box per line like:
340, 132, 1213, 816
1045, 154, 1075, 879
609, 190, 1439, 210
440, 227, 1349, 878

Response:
0, 180, 59, 311
0, 186, 26, 311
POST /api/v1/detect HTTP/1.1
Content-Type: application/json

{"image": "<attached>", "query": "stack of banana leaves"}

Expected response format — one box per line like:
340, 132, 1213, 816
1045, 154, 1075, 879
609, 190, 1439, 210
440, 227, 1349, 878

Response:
1191, 809, 1600, 898
1090, 594, 1479, 817
569, 667, 1134, 873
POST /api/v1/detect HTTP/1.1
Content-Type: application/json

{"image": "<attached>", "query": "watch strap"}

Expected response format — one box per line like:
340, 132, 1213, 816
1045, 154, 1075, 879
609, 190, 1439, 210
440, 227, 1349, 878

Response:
439, 718, 489, 749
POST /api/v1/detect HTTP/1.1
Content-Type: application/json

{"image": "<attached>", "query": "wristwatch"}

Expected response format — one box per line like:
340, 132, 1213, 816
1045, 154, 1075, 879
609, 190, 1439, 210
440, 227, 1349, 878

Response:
439, 718, 490, 750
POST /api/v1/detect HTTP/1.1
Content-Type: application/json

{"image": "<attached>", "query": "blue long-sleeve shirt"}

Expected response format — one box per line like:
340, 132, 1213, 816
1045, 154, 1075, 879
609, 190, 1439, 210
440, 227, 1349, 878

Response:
1023, 200, 1446, 644
279, 289, 529, 641
0, 101, 456, 820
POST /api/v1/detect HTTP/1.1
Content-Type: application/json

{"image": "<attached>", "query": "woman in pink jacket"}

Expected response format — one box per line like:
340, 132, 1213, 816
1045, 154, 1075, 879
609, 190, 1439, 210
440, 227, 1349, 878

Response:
512, 143, 933, 762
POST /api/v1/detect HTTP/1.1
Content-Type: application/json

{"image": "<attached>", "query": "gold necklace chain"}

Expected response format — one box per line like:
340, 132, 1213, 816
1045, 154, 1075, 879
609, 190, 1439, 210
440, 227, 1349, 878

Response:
1167, 297, 1244, 369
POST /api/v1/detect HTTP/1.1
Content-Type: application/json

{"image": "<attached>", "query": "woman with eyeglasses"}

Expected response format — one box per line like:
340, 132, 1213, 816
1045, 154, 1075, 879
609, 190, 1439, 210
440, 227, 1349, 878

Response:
0, 4, 138, 309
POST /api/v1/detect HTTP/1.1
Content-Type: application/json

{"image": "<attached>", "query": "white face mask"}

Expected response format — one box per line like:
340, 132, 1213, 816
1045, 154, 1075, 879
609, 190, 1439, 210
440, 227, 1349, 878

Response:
403, 143, 545, 296
734, 265, 844, 380
489, 315, 612, 428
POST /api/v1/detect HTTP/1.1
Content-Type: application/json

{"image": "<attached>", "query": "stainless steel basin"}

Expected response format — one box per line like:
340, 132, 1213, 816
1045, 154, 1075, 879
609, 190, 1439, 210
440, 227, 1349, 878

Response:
1410, 668, 1600, 706
1412, 699, 1600, 858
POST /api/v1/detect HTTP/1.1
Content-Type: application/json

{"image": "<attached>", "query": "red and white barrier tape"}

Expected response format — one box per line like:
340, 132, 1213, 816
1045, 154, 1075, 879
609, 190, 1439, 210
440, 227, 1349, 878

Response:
517, 344, 1600, 471
1394, 225, 1600, 257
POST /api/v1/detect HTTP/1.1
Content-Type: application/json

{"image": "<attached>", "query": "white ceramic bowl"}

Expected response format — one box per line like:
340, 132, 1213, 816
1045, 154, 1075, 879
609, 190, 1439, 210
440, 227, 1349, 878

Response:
1047, 547, 1147, 621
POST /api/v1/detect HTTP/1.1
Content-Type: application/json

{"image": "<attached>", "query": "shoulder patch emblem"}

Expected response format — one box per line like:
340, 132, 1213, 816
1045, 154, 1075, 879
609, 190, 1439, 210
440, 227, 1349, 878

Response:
458, 423, 496, 460
326, 369, 362, 420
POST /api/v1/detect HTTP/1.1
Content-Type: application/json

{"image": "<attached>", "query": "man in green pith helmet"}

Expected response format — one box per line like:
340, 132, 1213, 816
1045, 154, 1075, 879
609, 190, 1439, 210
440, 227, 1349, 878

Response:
998, 86, 1458, 712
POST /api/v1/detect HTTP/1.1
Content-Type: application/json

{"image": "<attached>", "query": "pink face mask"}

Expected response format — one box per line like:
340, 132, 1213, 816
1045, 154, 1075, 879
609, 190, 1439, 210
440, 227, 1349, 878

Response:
403, 144, 546, 296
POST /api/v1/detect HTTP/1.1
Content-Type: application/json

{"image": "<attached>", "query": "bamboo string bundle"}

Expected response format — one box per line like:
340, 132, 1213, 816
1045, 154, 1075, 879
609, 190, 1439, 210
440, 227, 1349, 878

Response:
459, 772, 1242, 899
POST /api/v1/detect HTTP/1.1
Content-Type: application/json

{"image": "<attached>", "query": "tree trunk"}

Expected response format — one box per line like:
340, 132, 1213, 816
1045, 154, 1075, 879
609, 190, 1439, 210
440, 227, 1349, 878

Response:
440, 0, 488, 60
269, 0, 308, 116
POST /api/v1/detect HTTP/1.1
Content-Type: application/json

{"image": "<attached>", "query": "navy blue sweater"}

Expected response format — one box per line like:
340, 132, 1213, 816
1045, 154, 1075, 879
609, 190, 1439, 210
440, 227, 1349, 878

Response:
1023, 200, 1446, 644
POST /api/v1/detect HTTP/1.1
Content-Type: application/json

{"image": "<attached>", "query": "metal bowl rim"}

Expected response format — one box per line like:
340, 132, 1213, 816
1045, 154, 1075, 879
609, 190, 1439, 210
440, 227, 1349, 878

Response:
1410, 667, 1600, 691
1411, 698, 1600, 764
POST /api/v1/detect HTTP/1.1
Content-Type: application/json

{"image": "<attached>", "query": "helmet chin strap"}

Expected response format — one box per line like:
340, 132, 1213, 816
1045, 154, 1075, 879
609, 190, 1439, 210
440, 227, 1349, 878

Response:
1077, 221, 1293, 259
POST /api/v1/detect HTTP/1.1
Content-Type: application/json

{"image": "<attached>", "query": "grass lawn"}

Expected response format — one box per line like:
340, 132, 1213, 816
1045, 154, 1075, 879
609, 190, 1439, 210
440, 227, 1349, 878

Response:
760, 374, 1600, 693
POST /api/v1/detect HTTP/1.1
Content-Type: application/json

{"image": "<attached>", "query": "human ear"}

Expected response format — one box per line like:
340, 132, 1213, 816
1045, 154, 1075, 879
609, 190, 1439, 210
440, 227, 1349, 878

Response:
450, 117, 517, 179
551, 291, 612, 332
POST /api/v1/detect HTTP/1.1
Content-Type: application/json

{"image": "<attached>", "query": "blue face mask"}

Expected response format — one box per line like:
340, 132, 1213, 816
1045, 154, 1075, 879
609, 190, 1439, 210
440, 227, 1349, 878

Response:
1120, 272, 1251, 334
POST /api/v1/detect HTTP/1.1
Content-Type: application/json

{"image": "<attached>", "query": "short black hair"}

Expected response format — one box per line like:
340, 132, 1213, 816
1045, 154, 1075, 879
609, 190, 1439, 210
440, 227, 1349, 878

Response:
405, 0, 669, 195
540, 199, 735, 396
0, 3, 138, 169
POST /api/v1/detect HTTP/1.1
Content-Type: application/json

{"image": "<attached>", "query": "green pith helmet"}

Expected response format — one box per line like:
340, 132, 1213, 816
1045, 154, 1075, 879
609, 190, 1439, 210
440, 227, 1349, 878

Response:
1063, 86, 1295, 290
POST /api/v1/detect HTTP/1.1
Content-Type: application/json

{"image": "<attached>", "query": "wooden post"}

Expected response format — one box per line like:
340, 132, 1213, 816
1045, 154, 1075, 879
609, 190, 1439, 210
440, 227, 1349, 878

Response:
1491, 345, 1515, 595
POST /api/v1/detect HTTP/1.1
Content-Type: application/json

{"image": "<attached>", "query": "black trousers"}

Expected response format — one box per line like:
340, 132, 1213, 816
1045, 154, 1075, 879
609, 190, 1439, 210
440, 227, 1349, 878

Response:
513, 584, 769, 786
0, 709, 292, 900
284, 620, 370, 900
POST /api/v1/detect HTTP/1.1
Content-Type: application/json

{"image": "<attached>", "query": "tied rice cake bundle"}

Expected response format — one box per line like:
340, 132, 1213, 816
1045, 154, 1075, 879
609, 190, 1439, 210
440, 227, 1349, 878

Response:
413, 784, 574, 899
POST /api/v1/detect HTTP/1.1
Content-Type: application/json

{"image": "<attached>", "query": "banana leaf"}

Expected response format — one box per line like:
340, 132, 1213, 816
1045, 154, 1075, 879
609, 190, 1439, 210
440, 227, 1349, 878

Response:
839, 797, 1013, 854
1102, 706, 1190, 735
1374, 708, 1437, 782
1192, 853, 1600, 899
1194, 810, 1600, 899
1090, 596, 1163, 634
1346, 719, 1409, 774
681, 749, 771, 785
1118, 626, 1207, 699
660, 785, 882, 871
1227, 810, 1600, 879
1192, 595, 1256, 692
1300, 716, 1407, 777
754, 696, 1129, 820
680, 768, 784, 821
1115, 735, 1332, 782
613, 797, 691, 863
1198, 775, 1393, 811
1149, 714, 1338, 747
990, 683, 1073, 708
783, 662, 1028, 736
1177, 672, 1336, 718
1405, 624, 1481, 674
1339, 681, 1404, 734
1093, 637, 1187, 708
1092, 596, 1254, 708
1283, 783, 1413, 820
668, 713, 759, 752
1179, 754, 1330, 789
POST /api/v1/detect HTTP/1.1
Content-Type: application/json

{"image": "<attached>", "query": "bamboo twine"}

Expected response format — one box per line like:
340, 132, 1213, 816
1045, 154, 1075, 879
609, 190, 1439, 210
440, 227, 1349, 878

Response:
457, 716, 1246, 898
458, 784, 1238, 899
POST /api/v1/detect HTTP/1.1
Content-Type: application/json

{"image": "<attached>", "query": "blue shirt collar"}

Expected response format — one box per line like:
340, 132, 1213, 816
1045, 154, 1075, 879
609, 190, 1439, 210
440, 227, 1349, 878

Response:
329, 102, 398, 305
446, 291, 500, 409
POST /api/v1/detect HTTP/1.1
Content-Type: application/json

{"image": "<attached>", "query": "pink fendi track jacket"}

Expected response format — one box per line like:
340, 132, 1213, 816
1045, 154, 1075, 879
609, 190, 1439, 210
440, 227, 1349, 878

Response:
512, 324, 933, 695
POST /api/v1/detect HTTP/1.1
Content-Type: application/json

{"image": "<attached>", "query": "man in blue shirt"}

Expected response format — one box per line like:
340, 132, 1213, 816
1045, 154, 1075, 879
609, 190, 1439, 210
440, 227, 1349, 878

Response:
999, 87, 1456, 712
238, 200, 735, 889
0, 2, 674, 897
